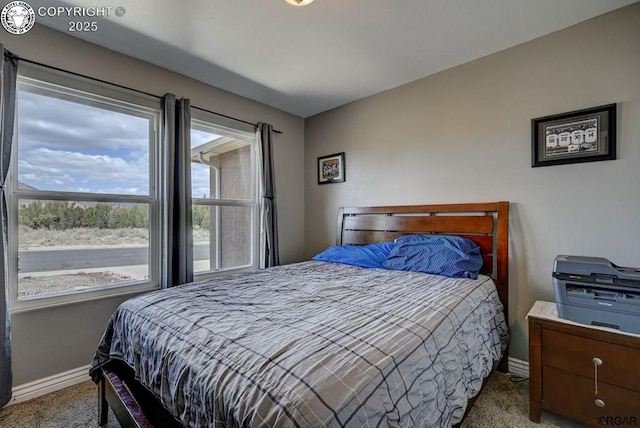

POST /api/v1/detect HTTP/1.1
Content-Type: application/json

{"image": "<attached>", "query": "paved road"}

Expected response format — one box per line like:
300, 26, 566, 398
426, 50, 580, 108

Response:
19, 243, 210, 273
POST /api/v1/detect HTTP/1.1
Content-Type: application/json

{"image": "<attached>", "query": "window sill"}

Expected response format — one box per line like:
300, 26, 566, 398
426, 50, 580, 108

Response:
10, 282, 160, 314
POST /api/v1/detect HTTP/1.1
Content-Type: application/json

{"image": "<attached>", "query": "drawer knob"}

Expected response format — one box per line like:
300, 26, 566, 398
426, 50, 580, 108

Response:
593, 358, 603, 395
595, 398, 605, 408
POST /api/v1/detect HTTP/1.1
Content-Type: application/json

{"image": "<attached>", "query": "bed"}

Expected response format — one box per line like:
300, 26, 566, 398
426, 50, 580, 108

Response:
90, 201, 510, 428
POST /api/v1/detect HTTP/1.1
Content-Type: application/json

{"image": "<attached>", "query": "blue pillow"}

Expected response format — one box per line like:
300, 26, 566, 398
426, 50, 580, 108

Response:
313, 242, 394, 269
382, 235, 483, 279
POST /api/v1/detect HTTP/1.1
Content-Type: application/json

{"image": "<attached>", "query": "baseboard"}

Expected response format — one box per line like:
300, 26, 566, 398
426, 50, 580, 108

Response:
5, 358, 528, 406
507, 357, 529, 378
8, 365, 91, 406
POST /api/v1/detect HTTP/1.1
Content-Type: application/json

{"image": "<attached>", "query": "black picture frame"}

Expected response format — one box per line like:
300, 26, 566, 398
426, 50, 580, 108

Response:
317, 152, 345, 184
531, 104, 616, 167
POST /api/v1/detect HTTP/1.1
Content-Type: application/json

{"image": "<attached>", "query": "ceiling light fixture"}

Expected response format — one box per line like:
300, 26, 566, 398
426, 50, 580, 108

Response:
286, 0, 314, 6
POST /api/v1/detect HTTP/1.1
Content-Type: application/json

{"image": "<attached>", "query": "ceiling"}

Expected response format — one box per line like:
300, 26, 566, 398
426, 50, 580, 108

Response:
30, 0, 637, 118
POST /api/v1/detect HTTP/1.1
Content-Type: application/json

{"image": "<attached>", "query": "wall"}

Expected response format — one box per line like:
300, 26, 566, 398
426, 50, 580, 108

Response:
1, 25, 305, 385
304, 3, 640, 361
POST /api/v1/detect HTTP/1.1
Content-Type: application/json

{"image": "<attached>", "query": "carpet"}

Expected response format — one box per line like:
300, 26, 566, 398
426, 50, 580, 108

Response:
0, 372, 587, 427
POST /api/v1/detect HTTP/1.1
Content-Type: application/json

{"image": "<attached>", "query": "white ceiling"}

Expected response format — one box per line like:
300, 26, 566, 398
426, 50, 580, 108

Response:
30, 0, 637, 118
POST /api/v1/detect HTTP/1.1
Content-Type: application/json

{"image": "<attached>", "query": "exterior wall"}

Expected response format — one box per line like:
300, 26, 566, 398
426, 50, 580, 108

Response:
1, 24, 305, 385
218, 146, 251, 268
304, 3, 640, 362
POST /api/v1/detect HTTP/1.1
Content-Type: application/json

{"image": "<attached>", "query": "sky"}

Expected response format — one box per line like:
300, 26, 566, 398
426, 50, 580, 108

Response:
17, 89, 217, 199
190, 129, 216, 199
17, 90, 150, 195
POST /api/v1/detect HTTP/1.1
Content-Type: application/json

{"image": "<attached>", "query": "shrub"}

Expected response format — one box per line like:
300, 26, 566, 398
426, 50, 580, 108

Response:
19, 201, 149, 230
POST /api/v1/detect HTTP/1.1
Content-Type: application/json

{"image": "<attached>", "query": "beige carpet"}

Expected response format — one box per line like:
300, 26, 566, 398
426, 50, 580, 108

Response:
0, 372, 587, 427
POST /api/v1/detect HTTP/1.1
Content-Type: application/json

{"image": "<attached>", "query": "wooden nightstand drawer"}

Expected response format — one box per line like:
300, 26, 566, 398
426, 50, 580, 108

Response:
528, 301, 640, 425
541, 329, 640, 392
543, 366, 640, 424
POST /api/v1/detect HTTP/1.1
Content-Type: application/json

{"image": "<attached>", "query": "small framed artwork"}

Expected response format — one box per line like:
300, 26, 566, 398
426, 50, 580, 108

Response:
531, 104, 616, 167
317, 152, 346, 184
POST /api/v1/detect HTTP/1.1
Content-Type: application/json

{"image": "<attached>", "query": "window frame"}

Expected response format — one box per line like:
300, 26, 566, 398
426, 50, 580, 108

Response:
190, 113, 260, 279
8, 64, 165, 313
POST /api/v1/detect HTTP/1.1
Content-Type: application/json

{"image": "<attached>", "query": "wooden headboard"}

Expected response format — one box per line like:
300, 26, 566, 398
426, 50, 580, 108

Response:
337, 201, 509, 325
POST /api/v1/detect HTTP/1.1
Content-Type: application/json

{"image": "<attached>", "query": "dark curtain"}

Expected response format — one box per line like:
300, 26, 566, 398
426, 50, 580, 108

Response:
0, 46, 18, 408
164, 94, 193, 287
257, 123, 279, 268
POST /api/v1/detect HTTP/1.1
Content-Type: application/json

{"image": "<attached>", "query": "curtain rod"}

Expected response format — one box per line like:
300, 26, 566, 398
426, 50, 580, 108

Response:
4, 52, 283, 135
191, 106, 282, 135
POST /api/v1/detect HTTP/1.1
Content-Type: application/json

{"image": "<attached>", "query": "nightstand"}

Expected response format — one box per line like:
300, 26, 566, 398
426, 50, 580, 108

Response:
528, 301, 640, 426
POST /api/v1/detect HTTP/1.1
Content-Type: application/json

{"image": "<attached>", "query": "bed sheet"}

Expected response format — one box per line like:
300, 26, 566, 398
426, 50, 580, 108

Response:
90, 261, 508, 427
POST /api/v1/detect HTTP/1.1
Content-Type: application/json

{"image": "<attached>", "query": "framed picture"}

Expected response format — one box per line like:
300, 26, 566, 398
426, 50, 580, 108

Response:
531, 104, 616, 167
317, 152, 345, 184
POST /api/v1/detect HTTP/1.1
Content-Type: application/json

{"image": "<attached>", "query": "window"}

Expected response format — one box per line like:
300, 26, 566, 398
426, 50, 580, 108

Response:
190, 113, 259, 276
9, 65, 162, 310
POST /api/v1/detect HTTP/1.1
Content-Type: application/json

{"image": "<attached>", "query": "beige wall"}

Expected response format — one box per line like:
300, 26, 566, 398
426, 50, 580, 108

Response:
2, 2, 639, 386
1, 25, 305, 385
305, 3, 640, 361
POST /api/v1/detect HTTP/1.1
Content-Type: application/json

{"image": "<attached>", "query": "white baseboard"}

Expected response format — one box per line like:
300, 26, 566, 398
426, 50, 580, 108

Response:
5, 358, 528, 406
7, 357, 529, 406
507, 357, 530, 378
8, 364, 91, 406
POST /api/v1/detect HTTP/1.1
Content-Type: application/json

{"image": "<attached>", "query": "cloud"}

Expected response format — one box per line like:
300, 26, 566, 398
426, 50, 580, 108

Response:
190, 129, 225, 199
17, 90, 150, 154
17, 89, 152, 195
16, 88, 246, 200
191, 129, 220, 149
191, 163, 211, 198
19, 148, 149, 195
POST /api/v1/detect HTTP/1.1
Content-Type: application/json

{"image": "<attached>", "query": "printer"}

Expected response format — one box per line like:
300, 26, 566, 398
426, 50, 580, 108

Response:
553, 255, 640, 334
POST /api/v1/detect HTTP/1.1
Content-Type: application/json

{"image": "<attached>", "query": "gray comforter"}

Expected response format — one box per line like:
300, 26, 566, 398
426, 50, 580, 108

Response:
90, 261, 508, 427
